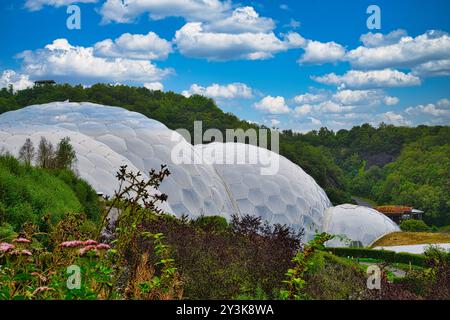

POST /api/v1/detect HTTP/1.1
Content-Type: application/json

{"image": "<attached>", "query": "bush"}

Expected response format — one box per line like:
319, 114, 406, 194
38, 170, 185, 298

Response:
191, 215, 229, 233
0, 155, 99, 230
327, 247, 427, 267
141, 214, 302, 299
400, 220, 431, 232
303, 251, 367, 300
0, 223, 16, 241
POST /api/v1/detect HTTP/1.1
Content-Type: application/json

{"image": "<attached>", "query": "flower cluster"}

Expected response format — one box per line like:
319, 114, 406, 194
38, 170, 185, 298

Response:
9, 249, 32, 256
13, 238, 31, 244
60, 239, 111, 256
0, 242, 15, 253
32, 286, 54, 296
1, 238, 32, 256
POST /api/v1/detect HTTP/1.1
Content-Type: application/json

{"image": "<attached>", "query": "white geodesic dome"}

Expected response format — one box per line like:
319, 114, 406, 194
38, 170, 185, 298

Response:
0, 102, 235, 219
194, 142, 331, 239
0, 101, 399, 244
323, 204, 400, 247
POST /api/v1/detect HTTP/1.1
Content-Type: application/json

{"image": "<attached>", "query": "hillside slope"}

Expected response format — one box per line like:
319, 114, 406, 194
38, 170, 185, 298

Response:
0, 155, 99, 233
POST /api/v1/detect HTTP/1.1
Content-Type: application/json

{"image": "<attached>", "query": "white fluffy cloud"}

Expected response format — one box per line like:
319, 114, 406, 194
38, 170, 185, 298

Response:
174, 22, 303, 61
299, 40, 346, 65
312, 69, 421, 89
332, 89, 399, 106
294, 101, 354, 115
100, 0, 230, 24
182, 83, 253, 99
94, 32, 172, 60
382, 111, 412, 126
17, 39, 172, 84
406, 98, 450, 118
25, 0, 97, 11
0, 70, 34, 92
294, 93, 327, 105
359, 29, 408, 48
204, 7, 275, 34
254, 96, 290, 114
348, 30, 450, 70
144, 82, 164, 91
412, 59, 450, 77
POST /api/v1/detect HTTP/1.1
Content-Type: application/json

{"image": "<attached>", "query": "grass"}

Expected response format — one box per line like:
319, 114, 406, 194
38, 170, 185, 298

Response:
438, 225, 450, 233
372, 231, 450, 247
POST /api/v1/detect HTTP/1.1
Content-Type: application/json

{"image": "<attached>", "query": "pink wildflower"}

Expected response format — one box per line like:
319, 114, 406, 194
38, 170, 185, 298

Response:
60, 240, 85, 248
32, 286, 54, 296
0, 242, 15, 253
13, 237, 31, 243
31, 272, 47, 282
96, 243, 111, 250
79, 245, 97, 256
83, 239, 98, 246
9, 249, 32, 256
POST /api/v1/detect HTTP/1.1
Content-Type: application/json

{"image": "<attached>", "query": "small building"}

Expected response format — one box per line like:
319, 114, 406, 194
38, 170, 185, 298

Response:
374, 205, 424, 224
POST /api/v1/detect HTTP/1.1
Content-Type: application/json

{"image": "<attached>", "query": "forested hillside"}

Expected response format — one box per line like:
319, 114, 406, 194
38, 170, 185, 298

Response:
1, 84, 449, 225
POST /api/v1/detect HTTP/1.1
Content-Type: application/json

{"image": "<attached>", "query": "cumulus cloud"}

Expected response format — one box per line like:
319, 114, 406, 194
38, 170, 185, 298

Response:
382, 111, 412, 126
25, 0, 97, 11
294, 93, 327, 105
144, 82, 164, 91
204, 7, 275, 34
94, 32, 172, 60
0, 70, 34, 92
347, 30, 450, 70
332, 89, 399, 106
298, 40, 346, 65
182, 83, 253, 99
359, 29, 408, 48
17, 39, 172, 84
254, 96, 290, 114
292, 88, 400, 129
412, 59, 450, 77
312, 69, 421, 89
100, 0, 230, 24
406, 98, 450, 118
295, 101, 355, 115
174, 22, 303, 61
294, 104, 313, 115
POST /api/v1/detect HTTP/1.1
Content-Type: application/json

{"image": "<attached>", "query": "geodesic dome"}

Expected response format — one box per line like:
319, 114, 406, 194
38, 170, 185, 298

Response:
0, 102, 333, 240
323, 204, 400, 247
195, 142, 331, 238
0, 102, 401, 244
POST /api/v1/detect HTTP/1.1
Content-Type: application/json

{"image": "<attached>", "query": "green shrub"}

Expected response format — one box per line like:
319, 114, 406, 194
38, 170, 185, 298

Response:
400, 220, 431, 232
0, 155, 99, 230
327, 247, 427, 267
191, 215, 229, 233
0, 223, 16, 241
302, 251, 367, 300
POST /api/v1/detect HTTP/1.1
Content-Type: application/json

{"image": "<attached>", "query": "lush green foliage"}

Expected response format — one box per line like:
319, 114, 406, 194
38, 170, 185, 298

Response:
400, 220, 431, 232
0, 155, 99, 232
280, 232, 333, 300
328, 247, 427, 267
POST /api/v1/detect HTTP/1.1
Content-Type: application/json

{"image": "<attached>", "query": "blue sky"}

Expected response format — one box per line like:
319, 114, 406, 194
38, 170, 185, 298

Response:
1, 0, 450, 132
